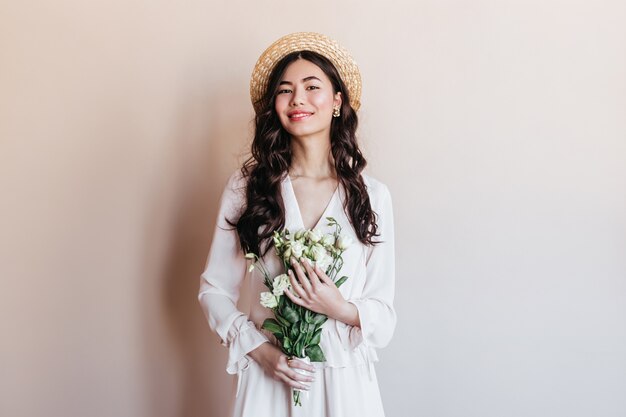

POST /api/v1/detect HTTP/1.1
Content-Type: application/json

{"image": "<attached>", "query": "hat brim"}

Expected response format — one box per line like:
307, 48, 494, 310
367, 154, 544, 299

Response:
249, 32, 362, 114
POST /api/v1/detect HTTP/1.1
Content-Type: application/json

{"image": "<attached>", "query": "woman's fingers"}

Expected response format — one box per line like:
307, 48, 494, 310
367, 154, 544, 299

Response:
283, 288, 306, 308
262, 347, 315, 390
301, 258, 322, 287
277, 368, 314, 390
289, 369, 314, 385
281, 375, 311, 390
279, 356, 316, 389
314, 264, 333, 285
287, 269, 306, 299
290, 257, 313, 294
287, 356, 316, 373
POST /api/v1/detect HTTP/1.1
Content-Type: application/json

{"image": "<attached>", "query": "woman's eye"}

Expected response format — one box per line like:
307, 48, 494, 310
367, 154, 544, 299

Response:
277, 89, 291, 94
307, 85, 320, 90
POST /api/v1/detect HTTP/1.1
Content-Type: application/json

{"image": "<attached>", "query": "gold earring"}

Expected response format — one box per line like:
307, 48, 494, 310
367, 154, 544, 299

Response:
333, 106, 340, 117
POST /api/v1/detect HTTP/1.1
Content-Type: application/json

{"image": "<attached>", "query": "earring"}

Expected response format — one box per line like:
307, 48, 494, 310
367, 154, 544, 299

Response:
333, 106, 341, 118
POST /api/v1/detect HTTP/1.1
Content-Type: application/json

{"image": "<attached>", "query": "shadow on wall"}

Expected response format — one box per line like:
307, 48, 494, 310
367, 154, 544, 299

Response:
140, 80, 253, 417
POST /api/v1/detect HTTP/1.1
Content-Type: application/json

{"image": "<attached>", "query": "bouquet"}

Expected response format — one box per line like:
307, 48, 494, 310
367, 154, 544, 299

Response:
245, 216, 352, 406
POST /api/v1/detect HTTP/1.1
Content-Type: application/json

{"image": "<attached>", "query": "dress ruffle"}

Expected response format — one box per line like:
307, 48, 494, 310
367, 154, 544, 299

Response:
224, 320, 269, 375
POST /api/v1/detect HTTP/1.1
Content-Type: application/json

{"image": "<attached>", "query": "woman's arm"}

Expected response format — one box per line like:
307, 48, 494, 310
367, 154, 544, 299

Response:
197, 172, 269, 375
341, 182, 397, 349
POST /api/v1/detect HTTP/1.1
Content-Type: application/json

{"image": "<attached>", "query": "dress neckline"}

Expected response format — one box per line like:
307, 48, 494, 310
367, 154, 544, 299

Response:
285, 173, 340, 230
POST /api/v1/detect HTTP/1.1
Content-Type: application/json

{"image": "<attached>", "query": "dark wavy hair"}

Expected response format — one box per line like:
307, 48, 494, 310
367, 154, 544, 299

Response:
228, 50, 380, 257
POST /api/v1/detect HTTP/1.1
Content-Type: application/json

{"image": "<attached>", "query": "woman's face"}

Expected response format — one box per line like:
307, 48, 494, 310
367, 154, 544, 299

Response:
274, 58, 342, 141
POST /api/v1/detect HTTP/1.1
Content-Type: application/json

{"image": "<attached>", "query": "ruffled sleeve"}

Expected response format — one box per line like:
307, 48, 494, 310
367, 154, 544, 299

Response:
197, 171, 269, 375
342, 181, 397, 350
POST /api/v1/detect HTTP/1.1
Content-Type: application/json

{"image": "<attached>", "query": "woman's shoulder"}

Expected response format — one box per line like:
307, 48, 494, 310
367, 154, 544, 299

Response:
217, 168, 248, 214
225, 168, 247, 193
360, 172, 392, 204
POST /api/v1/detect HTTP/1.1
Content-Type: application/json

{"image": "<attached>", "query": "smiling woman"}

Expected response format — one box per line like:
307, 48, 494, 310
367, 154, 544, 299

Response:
274, 60, 342, 143
197, 32, 396, 417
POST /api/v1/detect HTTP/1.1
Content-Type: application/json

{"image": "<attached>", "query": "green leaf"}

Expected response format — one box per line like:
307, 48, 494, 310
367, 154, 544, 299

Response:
305, 345, 326, 362
304, 309, 313, 323
283, 337, 292, 350
290, 323, 298, 339
282, 304, 299, 323
299, 321, 308, 333
334, 276, 349, 288
262, 318, 282, 334
310, 328, 322, 345
312, 314, 328, 325
294, 333, 305, 357
275, 314, 291, 328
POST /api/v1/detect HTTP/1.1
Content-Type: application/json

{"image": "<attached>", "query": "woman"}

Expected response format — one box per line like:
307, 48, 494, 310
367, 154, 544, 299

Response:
198, 32, 396, 417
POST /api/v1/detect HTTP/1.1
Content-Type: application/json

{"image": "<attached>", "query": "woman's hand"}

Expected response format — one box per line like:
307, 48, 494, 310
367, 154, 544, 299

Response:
283, 256, 354, 322
248, 343, 315, 390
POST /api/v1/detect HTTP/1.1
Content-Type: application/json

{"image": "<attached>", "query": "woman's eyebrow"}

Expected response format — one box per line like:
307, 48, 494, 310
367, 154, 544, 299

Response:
278, 76, 322, 86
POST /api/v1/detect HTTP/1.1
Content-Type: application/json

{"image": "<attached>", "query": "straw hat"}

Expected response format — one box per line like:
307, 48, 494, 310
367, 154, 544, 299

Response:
249, 32, 362, 114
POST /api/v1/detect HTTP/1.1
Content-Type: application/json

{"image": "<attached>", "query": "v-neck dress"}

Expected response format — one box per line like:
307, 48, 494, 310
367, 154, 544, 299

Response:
286, 174, 340, 231
198, 170, 396, 417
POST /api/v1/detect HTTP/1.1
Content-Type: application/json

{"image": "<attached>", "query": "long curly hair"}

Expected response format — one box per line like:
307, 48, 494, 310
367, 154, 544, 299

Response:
228, 50, 380, 257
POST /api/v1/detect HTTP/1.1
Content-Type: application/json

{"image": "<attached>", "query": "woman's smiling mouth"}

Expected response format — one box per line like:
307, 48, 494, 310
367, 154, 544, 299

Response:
287, 111, 313, 121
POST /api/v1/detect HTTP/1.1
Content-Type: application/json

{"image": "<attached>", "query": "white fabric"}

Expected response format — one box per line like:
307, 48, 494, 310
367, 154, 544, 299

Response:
198, 170, 396, 417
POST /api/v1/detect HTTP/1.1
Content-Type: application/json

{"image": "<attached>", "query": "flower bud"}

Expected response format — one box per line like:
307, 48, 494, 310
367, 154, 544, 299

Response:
336, 235, 353, 250
306, 228, 322, 243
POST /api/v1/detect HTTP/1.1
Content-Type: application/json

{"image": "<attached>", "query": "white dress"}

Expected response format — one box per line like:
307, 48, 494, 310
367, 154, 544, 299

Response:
197, 170, 396, 417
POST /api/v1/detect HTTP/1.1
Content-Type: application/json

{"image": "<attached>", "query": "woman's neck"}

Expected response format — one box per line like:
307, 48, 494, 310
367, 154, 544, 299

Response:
289, 137, 336, 179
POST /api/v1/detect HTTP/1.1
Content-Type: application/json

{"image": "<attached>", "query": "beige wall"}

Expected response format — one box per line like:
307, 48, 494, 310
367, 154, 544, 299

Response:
2, 1, 625, 416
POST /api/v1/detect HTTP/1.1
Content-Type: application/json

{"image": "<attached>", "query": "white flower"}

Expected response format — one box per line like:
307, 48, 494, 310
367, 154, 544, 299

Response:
314, 253, 334, 272
272, 274, 291, 296
336, 235, 353, 250
294, 229, 306, 240
260, 292, 278, 308
290, 240, 305, 258
310, 244, 328, 261
306, 228, 322, 243
248, 264, 255, 273
320, 234, 335, 247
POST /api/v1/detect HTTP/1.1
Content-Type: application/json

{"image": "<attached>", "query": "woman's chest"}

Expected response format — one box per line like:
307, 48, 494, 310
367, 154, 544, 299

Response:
288, 176, 340, 231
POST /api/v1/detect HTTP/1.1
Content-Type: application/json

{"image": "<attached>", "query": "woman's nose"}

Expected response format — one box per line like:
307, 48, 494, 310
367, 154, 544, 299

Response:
290, 86, 305, 106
